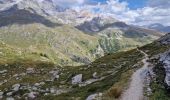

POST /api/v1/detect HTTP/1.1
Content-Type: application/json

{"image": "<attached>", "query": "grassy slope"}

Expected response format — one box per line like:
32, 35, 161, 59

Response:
0, 24, 99, 65
0, 22, 162, 66
0, 40, 145, 99
99, 28, 159, 53
41, 49, 144, 100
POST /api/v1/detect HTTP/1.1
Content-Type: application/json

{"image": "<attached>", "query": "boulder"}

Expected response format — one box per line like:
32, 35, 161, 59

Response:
72, 74, 83, 85
12, 84, 20, 91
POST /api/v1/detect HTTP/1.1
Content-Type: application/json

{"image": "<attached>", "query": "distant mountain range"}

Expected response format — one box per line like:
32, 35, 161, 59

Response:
144, 23, 170, 33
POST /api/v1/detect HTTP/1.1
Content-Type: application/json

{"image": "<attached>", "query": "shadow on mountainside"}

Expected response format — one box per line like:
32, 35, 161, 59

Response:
0, 5, 61, 27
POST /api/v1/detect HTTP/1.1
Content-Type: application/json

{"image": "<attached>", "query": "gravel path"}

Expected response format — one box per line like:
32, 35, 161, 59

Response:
121, 50, 149, 100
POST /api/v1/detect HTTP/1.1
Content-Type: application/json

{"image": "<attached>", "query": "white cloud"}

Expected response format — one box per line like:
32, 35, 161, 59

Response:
53, 0, 85, 7
148, 0, 170, 8
133, 7, 170, 26
54, 0, 170, 26
98, 0, 170, 26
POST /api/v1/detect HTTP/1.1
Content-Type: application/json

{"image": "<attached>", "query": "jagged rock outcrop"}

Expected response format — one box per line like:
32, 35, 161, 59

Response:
160, 50, 170, 87
158, 33, 170, 45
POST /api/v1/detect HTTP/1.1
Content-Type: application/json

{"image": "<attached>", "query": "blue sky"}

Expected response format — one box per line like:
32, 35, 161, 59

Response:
119, 0, 146, 9
89, 0, 147, 9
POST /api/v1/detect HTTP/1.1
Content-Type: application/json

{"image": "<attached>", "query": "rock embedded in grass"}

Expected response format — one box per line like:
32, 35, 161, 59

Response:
93, 72, 98, 79
27, 92, 38, 99
26, 68, 35, 74
0, 70, 7, 74
6, 97, 14, 100
12, 84, 20, 91
0, 91, 3, 99
72, 74, 83, 85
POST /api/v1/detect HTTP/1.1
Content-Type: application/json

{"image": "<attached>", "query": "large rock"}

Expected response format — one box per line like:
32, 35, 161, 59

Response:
72, 74, 83, 85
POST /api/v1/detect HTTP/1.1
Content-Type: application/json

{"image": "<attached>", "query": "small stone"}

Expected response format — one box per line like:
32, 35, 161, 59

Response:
49, 70, 59, 80
12, 84, 20, 91
32, 86, 38, 91
92, 72, 98, 79
39, 82, 45, 85
6, 97, 14, 100
20, 73, 26, 76
27, 92, 38, 99
0, 91, 3, 96
16, 77, 20, 80
50, 88, 56, 94
44, 93, 49, 96
0, 70, 7, 74
13, 74, 19, 77
6, 92, 13, 96
34, 83, 40, 87
26, 68, 35, 74
5, 64, 8, 67
4, 80, 7, 83
99, 93, 103, 97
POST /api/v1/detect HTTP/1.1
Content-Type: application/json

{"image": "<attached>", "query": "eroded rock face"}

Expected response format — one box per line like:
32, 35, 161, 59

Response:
160, 50, 170, 86
72, 74, 83, 85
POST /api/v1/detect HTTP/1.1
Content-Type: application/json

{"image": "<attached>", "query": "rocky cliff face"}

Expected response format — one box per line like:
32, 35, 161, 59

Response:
160, 50, 170, 87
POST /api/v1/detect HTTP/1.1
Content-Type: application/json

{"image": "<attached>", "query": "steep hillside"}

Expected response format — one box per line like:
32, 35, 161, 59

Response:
0, 24, 100, 65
